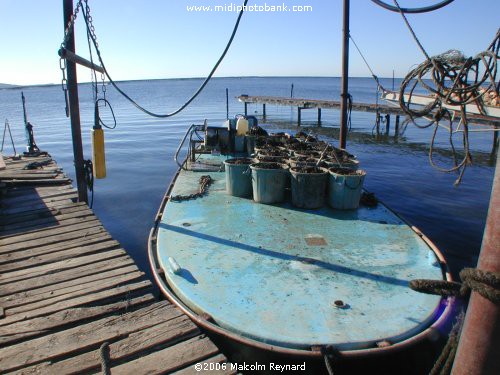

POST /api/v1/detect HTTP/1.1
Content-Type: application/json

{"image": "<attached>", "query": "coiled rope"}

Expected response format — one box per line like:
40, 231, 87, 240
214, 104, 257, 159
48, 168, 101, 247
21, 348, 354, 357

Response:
390, 0, 499, 185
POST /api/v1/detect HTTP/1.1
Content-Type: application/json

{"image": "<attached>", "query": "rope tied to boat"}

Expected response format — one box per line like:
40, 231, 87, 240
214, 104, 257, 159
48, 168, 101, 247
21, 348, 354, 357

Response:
99, 341, 111, 375
321, 345, 341, 375
429, 311, 464, 375
170, 175, 213, 202
410, 268, 500, 304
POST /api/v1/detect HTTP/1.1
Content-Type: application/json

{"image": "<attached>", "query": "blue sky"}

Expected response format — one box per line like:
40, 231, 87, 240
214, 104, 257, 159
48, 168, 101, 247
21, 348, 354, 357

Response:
0, 0, 498, 85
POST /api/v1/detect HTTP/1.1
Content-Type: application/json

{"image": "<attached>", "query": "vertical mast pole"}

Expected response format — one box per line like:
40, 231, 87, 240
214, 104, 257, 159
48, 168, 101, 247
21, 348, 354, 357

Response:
63, 0, 88, 203
451, 150, 500, 374
339, 0, 350, 150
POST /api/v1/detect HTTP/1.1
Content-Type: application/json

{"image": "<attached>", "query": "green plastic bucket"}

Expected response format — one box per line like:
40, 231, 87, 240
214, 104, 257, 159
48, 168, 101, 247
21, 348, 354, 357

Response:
224, 158, 253, 198
327, 167, 366, 209
290, 167, 328, 209
250, 162, 289, 204
246, 135, 256, 156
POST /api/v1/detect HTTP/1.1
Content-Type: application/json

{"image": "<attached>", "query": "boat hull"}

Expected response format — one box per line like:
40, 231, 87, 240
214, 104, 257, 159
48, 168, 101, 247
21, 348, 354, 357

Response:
149, 153, 455, 359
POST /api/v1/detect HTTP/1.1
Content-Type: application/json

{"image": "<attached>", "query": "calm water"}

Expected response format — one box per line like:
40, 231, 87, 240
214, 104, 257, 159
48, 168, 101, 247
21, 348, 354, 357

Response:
0, 77, 495, 277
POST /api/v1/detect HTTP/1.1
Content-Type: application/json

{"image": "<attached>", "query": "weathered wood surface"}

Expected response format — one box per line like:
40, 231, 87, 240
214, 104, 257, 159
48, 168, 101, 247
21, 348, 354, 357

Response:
238, 94, 500, 126
0, 155, 230, 374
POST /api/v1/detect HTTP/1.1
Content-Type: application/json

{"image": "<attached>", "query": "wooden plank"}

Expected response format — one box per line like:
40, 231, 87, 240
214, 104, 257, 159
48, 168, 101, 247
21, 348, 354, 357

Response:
0, 173, 60, 180
0, 215, 99, 238
111, 335, 220, 375
3, 185, 74, 198
172, 354, 234, 375
0, 248, 127, 284
0, 222, 105, 253
0, 294, 156, 346
0, 206, 93, 233
30, 315, 200, 374
0, 239, 119, 273
1, 190, 77, 209
0, 203, 87, 226
0, 256, 135, 297
0, 232, 111, 264
0, 197, 77, 216
0, 301, 177, 372
0, 264, 141, 308
0, 218, 101, 245
0, 279, 152, 327
4, 270, 145, 316
3, 178, 71, 186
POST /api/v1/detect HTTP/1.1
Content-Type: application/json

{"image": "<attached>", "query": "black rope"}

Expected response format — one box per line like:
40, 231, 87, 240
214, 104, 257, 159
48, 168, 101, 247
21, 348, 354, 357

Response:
83, 159, 94, 208
346, 93, 353, 132
78, 0, 249, 119
95, 98, 117, 129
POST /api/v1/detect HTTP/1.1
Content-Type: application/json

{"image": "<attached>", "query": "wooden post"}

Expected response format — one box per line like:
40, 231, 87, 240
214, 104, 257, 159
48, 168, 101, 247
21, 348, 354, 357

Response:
290, 84, 294, 98
385, 114, 390, 135
339, 0, 350, 149
263, 103, 266, 118
491, 127, 498, 156
451, 150, 500, 374
63, 0, 88, 203
317, 108, 322, 126
244, 102, 248, 116
395, 115, 400, 136
298, 107, 302, 127
375, 112, 380, 135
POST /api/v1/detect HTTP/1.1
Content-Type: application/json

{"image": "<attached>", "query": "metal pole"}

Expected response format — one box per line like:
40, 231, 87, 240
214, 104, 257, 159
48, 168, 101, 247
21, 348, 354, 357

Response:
339, 0, 350, 149
451, 150, 500, 374
63, 0, 88, 203
226, 88, 229, 119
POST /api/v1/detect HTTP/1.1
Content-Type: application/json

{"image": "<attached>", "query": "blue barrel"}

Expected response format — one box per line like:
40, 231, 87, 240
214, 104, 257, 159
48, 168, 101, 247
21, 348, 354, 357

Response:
224, 158, 253, 198
327, 167, 366, 209
290, 167, 328, 209
250, 162, 289, 204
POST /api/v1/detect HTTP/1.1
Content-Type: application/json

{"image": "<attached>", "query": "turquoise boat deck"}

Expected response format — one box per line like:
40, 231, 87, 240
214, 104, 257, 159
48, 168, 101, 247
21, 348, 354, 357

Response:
156, 154, 445, 351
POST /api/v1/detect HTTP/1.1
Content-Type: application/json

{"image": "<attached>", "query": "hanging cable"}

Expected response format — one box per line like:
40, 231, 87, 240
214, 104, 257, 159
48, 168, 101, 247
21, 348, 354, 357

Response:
76, 0, 249, 118
371, 0, 454, 14
392, 0, 430, 60
349, 33, 385, 92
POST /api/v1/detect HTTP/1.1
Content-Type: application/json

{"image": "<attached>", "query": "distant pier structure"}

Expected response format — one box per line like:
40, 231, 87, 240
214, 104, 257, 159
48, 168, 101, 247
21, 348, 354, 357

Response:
237, 95, 500, 136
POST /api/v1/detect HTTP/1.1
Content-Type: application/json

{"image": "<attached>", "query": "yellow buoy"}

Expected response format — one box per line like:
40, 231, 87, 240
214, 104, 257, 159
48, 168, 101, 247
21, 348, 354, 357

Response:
91, 126, 106, 179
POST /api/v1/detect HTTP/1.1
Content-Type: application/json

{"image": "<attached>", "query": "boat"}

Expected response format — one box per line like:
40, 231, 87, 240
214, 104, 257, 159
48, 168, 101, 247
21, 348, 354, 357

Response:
148, 119, 455, 364
381, 89, 500, 119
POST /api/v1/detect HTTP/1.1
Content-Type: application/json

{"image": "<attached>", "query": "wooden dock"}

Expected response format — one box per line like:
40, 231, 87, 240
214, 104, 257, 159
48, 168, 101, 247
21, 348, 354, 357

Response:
0, 154, 232, 374
237, 95, 500, 127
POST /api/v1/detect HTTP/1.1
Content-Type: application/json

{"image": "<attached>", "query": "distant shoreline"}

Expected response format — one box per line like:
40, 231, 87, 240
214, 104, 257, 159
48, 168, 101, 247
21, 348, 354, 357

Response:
0, 75, 405, 89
